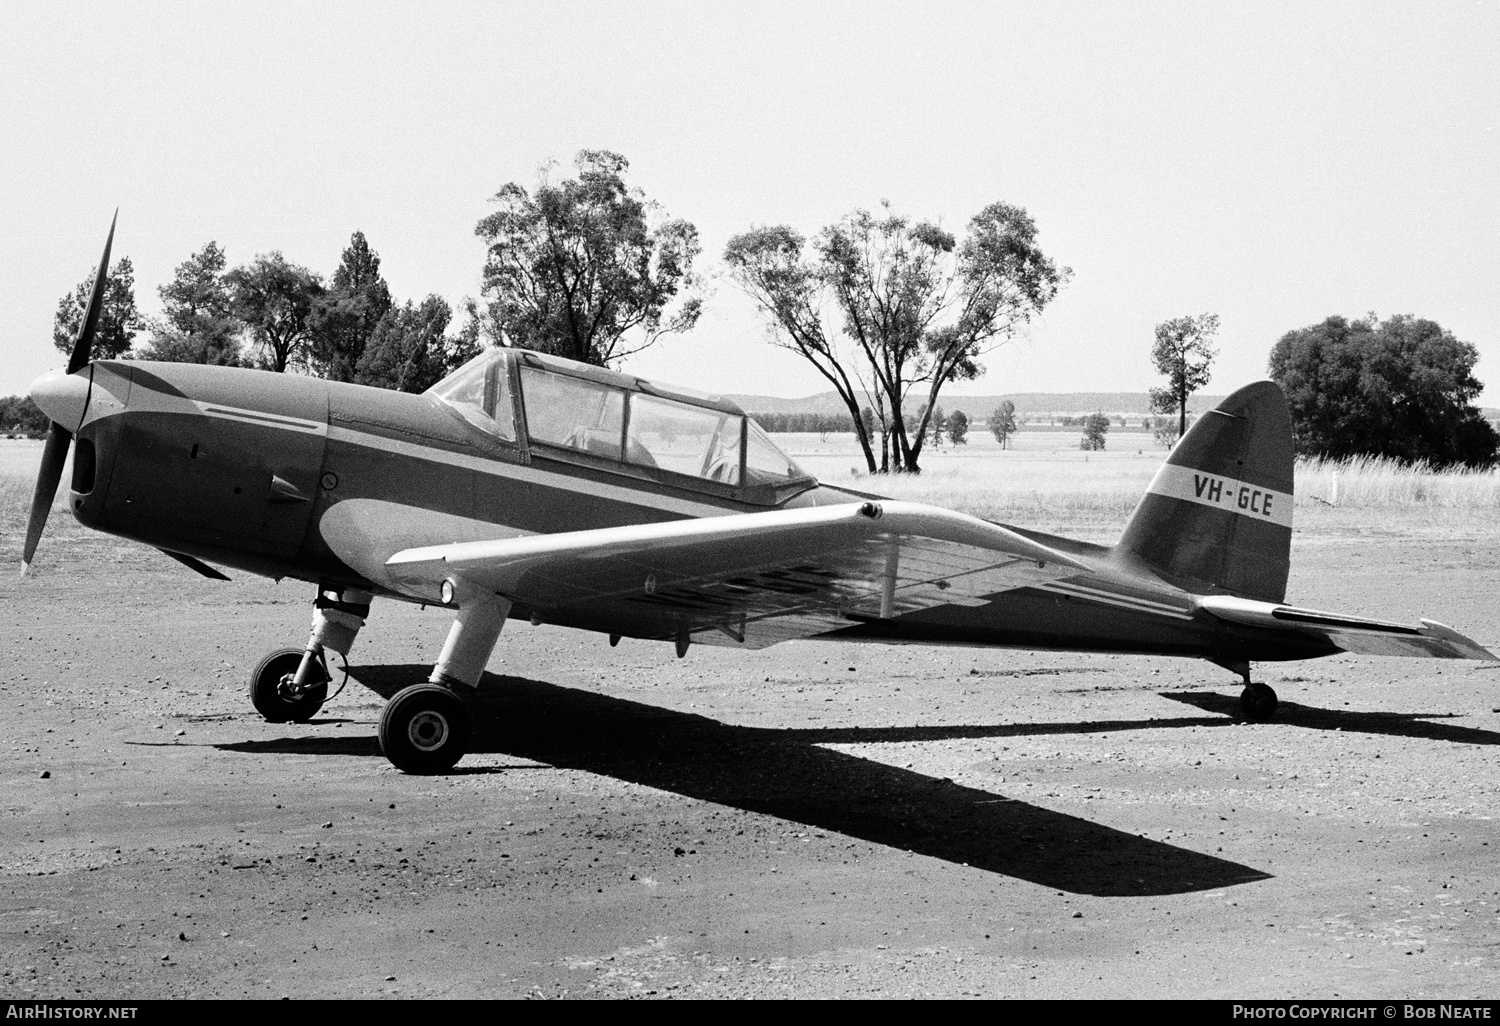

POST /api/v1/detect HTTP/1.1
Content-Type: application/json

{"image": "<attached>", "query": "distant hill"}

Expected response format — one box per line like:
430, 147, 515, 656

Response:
728, 391, 1230, 419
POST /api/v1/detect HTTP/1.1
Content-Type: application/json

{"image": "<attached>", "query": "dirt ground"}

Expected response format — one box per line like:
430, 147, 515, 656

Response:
4, 511, 1500, 999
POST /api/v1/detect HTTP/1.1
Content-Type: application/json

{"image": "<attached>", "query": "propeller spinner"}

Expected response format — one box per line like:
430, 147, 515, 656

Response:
21, 212, 117, 574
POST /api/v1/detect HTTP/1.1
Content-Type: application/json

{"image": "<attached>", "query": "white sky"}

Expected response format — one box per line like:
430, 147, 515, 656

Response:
2, 1, 1496, 402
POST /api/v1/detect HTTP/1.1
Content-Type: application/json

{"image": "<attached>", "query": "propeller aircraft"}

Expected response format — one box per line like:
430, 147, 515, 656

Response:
24, 222, 1497, 773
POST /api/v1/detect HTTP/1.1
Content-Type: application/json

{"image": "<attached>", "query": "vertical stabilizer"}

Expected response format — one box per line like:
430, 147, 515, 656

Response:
1116, 381, 1294, 603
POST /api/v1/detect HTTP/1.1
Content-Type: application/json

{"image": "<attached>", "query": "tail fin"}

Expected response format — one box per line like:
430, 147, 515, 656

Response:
1116, 381, 1294, 603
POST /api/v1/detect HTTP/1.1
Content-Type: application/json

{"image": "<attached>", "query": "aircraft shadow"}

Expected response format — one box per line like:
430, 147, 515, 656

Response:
220, 664, 1269, 897
1160, 691, 1500, 746
797, 693, 1500, 747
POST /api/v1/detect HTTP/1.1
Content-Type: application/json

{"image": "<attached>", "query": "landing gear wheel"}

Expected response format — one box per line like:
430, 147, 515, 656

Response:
1239, 682, 1278, 722
379, 684, 472, 774
249, 647, 329, 723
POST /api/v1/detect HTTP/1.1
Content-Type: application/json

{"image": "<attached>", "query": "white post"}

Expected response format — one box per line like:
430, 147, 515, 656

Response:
430, 590, 513, 695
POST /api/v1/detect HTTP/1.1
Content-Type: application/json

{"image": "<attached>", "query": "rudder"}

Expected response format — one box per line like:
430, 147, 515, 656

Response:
1116, 381, 1294, 603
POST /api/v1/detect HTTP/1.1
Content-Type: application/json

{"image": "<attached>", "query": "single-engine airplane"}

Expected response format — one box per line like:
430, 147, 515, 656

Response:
23, 222, 1497, 773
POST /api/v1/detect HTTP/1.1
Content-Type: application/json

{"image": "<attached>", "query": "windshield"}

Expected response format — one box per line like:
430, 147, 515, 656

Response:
426, 349, 517, 442
744, 419, 807, 486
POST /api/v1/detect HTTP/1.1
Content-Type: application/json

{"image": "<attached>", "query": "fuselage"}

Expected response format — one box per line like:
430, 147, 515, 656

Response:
63, 356, 1336, 666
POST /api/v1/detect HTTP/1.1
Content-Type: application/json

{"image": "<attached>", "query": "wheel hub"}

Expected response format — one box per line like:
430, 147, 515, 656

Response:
408, 710, 450, 751
277, 672, 314, 700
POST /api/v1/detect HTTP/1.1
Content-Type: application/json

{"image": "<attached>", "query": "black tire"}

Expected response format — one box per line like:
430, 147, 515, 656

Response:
1239, 682, 1278, 722
379, 683, 471, 774
249, 647, 329, 723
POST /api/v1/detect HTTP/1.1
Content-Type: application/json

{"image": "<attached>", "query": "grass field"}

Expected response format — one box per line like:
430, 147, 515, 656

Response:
781, 432, 1500, 537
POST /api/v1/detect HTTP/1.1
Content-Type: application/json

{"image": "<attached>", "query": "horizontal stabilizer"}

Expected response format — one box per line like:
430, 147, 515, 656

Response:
1199, 595, 1496, 662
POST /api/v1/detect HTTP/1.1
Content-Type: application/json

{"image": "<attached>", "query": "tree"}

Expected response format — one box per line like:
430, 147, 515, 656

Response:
926, 405, 947, 446
1268, 313, 1499, 469
138, 242, 241, 365
1148, 313, 1219, 440
947, 409, 969, 444
0, 396, 50, 437
224, 254, 324, 372
988, 400, 1017, 448
727, 200, 1066, 473
53, 256, 141, 361
724, 225, 884, 472
1080, 411, 1109, 451
308, 232, 393, 381
459, 295, 506, 348
1152, 414, 1186, 449
353, 295, 480, 394
475, 149, 701, 366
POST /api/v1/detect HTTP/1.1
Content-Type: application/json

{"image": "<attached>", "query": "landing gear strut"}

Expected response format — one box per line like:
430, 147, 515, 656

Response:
378, 587, 512, 774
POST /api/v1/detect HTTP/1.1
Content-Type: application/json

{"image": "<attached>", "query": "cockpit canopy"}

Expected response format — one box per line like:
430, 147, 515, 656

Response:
427, 348, 814, 503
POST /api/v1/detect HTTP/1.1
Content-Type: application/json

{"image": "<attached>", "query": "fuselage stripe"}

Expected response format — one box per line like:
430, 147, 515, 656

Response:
1037, 581, 1196, 620
1049, 580, 1189, 612
324, 425, 731, 519
198, 403, 327, 434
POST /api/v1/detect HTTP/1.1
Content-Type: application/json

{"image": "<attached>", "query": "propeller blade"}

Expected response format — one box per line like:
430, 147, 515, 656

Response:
23, 213, 115, 574
68, 210, 117, 374
21, 422, 73, 574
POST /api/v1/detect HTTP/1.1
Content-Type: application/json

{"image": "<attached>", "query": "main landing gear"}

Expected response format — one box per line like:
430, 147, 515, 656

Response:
377, 683, 472, 774
251, 583, 510, 774
250, 584, 510, 773
377, 588, 511, 774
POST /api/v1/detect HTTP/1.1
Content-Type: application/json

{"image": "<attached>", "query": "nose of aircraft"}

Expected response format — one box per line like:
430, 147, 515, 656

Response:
29, 368, 90, 432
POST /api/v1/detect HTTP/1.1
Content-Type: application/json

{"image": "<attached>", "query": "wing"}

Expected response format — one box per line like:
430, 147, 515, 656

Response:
384, 500, 1092, 649
1199, 595, 1497, 661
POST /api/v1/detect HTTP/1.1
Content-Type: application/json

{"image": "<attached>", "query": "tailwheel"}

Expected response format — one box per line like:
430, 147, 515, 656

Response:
249, 647, 329, 723
379, 683, 472, 774
1239, 681, 1279, 722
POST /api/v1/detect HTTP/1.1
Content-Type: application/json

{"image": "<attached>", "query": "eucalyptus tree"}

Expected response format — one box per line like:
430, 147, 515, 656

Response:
475, 150, 700, 367
727, 201, 1066, 473
225, 253, 324, 373
1148, 313, 1219, 440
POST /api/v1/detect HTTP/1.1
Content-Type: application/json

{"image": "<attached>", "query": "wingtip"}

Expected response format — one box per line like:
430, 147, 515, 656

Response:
20, 559, 31, 577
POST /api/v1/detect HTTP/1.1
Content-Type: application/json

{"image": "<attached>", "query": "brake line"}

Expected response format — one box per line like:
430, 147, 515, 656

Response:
324, 650, 352, 704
